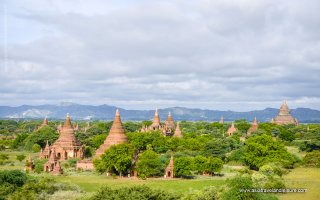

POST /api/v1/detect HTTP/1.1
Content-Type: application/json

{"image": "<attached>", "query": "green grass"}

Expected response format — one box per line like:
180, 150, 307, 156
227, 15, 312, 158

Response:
278, 167, 320, 200
0, 150, 37, 170
54, 173, 226, 195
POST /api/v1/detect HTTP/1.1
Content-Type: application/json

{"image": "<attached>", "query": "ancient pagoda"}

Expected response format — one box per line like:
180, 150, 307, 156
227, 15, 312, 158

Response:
173, 122, 183, 138
151, 108, 161, 130
227, 122, 237, 136
95, 109, 128, 157
247, 117, 258, 136
40, 114, 84, 163
140, 109, 176, 136
38, 117, 49, 129
272, 101, 298, 125
164, 156, 174, 178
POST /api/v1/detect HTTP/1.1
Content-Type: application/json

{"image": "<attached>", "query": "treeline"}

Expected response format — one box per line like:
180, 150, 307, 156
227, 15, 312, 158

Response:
1, 120, 320, 176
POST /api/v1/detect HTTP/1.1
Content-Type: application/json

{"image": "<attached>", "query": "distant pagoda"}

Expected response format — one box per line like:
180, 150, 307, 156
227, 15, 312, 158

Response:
38, 117, 49, 129
173, 122, 183, 138
227, 122, 237, 136
95, 109, 128, 157
272, 101, 298, 125
141, 109, 176, 136
247, 117, 258, 136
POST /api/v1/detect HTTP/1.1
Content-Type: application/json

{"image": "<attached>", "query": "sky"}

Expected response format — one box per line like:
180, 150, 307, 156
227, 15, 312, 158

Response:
0, 0, 320, 111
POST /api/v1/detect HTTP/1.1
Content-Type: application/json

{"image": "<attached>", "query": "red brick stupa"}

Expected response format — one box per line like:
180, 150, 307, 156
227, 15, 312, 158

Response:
164, 156, 174, 178
272, 101, 298, 125
247, 117, 258, 136
95, 109, 128, 157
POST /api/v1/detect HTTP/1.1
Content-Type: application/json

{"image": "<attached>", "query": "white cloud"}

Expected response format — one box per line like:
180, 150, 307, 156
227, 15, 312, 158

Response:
1, 0, 320, 110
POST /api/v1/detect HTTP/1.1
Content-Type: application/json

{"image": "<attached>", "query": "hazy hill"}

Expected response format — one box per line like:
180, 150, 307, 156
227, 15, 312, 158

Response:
0, 103, 319, 123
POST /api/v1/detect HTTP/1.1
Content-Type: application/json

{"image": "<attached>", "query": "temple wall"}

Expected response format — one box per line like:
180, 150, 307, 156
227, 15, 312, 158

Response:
76, 161, 94, 170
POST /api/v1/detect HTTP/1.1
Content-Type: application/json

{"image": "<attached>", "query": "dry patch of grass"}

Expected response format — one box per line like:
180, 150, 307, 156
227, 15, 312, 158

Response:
278, 167, 320, 200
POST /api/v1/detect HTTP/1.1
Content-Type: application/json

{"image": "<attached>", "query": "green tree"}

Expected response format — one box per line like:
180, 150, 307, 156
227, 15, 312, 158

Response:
174, 157, 193, 178
24, 126, 58, 150
205, 157, 224, 175
192, 155, 207, 174
10, 133, 28, 149
202, 138, 230, 159
243, 135, 296, 170
94, 144, 134, 176
136, 149, 163, 178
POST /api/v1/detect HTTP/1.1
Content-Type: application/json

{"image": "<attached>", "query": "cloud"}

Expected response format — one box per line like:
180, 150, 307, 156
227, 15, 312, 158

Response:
0, 0, 320, 111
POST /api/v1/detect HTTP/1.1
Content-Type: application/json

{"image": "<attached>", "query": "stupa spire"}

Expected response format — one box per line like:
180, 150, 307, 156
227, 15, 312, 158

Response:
173, 122, 183, 138
64, 113, 72, 128
95, 109, 128, 157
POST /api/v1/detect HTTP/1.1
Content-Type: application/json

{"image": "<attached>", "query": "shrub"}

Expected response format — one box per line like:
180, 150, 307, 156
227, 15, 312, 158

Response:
303, 151, 320, 167
32, 144, 41, 153
0, 170, 27, 187
90, 185, 180, 200
34, 159, 47, 173
16, 154, 26, 162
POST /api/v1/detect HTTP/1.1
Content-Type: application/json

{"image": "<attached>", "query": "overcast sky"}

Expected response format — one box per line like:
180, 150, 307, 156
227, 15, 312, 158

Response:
0, 0, 319, 111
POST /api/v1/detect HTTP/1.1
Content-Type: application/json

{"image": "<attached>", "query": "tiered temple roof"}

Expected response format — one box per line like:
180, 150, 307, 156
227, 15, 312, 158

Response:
273, 101, 298, 125
95, 109, 128, 157
247, 117, 258, 136
165, 112, 175, 130
151, 109, 161, 130
227, 122, 237, 136
52, 114, 82, 150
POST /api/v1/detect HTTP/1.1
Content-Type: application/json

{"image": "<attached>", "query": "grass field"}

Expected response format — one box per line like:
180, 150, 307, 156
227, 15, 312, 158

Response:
54, 173, 226, 195
278, 167, 320, 200
2, 150, 319, 200
0, 150, 38, 170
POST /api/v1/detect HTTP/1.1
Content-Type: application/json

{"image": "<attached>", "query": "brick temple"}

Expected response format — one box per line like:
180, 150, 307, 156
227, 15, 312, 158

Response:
141, 109, 180, 136
247, 117, 258, 136
41, 114, 84, 174
272, 101, 298, 125
95, 109, 128, 157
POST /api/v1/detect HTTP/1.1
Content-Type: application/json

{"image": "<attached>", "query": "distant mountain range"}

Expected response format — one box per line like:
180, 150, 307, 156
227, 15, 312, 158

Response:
0, 103, 320, 123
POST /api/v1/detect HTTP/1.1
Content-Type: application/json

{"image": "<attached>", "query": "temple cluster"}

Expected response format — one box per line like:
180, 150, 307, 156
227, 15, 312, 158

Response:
140, 109, 183, 138
26, 101, 298, 176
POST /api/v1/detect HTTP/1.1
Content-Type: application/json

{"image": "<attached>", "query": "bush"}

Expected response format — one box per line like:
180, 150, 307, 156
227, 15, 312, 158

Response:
34, 159, 47, 173
0, 170, 27, 187
16, 154, 26, 162
303, 151, 320, 167
90, 185, 179, 200
182, 186, 220, 200
32, 144, 41, 153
